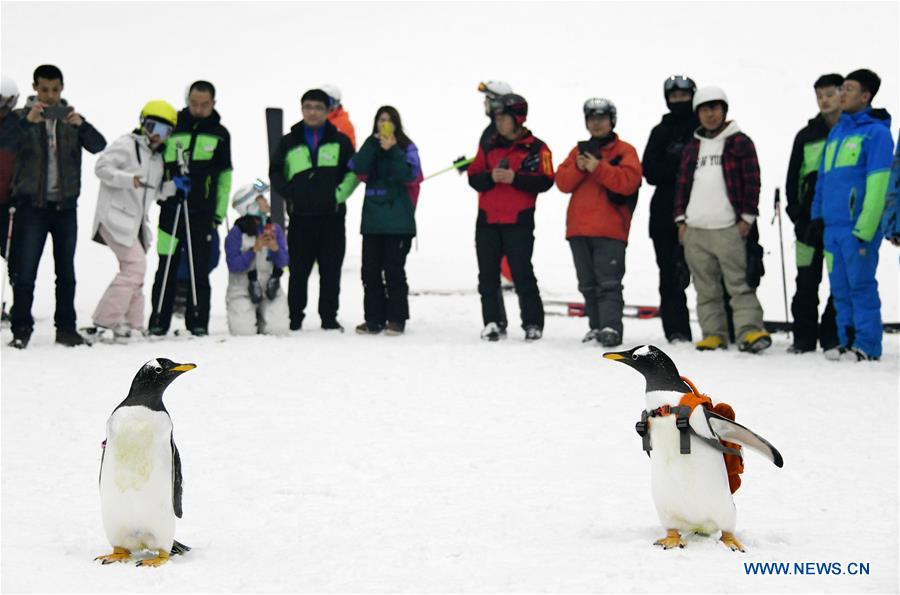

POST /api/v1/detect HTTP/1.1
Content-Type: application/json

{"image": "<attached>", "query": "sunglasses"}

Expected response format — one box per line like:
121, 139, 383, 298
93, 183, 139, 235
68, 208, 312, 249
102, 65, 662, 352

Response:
143, 119, 174, 140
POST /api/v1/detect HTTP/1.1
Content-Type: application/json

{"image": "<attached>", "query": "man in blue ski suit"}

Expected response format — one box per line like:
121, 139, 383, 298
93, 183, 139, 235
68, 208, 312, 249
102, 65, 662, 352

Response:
809, 69, 894, 361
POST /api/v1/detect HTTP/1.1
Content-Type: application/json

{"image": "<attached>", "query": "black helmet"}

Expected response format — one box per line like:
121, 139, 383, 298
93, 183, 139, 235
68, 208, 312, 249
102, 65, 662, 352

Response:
663, 75, 697, 101
583, 97, 617, 128
493, 93, 528, 126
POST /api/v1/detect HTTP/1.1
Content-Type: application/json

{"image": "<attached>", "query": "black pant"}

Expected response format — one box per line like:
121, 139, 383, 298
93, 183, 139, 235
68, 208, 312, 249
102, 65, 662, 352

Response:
288, 215, 345, 327
476, 223, 543, 329
361, 234, 412, 326
149, 207, 213, 333
790, 230, 838, 350
9, 203, 78, 331
569, 237, 626, 334
650, 222, 692, 340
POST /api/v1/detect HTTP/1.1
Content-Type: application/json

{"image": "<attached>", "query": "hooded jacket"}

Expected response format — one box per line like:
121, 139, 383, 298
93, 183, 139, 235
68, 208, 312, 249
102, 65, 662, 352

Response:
811, 107, 894, 241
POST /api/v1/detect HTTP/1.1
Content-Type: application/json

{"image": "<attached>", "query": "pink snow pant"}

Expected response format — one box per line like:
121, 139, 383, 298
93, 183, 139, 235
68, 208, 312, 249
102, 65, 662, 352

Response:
92, 225, 147, 329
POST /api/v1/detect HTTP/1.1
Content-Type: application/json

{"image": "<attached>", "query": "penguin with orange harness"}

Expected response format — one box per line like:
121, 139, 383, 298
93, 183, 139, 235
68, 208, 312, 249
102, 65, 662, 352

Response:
603, 345, 783, 552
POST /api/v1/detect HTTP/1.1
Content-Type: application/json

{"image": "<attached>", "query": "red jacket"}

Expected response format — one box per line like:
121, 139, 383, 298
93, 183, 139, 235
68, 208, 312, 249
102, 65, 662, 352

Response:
556, 135, 642, 241
327, 106, 356, 149
467, 128, 554, 225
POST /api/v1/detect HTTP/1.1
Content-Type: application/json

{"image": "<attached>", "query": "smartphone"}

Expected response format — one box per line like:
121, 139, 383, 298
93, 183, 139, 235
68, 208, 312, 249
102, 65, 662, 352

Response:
498, 158, 509, 169
378, 121, 395, 138
41, 105, 73, 120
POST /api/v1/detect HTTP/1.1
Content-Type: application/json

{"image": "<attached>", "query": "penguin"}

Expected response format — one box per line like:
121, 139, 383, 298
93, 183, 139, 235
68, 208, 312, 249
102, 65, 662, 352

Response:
603, 345, 783, 552
95, 358, 196, 567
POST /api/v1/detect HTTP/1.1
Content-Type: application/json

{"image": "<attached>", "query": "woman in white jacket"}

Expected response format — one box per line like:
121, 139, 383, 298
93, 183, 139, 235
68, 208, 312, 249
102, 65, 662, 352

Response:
87, 100, 176, 339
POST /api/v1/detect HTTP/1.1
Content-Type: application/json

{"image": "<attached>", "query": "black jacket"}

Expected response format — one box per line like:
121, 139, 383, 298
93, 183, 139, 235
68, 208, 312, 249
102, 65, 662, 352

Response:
270, 120, 355, 217
162, 108, 232, 223
785, 114, 831, 225
641, 110, 698, 230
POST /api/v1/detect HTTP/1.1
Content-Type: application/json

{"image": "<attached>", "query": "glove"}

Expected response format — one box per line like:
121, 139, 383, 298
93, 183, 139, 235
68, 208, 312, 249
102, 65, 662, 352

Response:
804, 218, 824, 246
173, 175, 191, 196
453, 155, 470, 173
745, 239, 765, 288
673, 245, 691, 290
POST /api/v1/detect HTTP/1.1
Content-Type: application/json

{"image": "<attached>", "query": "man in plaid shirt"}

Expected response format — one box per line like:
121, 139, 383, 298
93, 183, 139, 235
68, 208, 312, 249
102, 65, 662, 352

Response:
674, 86, 771, 353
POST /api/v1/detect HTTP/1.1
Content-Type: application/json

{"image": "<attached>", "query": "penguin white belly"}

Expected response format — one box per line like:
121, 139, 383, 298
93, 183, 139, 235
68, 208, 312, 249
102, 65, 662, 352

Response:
648, 413, 736, 535
100, 406, 175, 553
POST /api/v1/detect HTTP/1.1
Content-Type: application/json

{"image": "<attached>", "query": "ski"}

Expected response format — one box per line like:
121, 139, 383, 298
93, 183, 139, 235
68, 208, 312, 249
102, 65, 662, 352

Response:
763, 320, 900, 334
265, 107, 286, 228
544, 300, 660, 319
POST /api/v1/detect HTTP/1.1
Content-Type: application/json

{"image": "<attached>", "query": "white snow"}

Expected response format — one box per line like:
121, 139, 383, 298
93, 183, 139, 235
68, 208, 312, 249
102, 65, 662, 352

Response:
2, 2, 898, 592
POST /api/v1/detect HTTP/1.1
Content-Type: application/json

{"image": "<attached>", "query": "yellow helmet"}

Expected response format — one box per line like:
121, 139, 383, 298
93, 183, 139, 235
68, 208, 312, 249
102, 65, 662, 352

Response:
140, 100, 177, 126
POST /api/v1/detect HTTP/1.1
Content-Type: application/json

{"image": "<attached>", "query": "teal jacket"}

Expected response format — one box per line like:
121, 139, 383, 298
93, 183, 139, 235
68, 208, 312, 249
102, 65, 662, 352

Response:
350, 136, 422, 236
811, 107, 894, 241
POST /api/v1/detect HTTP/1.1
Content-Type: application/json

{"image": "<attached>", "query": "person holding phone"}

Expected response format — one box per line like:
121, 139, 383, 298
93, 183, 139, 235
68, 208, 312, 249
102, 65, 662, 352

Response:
8, 64, 106, 349
225, 183, 289, 336
350, 106, 422, 335
83, 101, 177, 342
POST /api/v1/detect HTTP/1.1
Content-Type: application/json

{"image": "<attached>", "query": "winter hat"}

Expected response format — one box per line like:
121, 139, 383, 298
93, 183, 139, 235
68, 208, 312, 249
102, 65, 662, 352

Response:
813, 73, 844, 89
301, 88, 330, 106
845, 69, 881, 98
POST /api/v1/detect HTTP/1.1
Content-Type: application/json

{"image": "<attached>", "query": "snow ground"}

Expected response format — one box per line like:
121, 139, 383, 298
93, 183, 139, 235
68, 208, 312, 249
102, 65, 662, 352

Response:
2, 1, 899, 592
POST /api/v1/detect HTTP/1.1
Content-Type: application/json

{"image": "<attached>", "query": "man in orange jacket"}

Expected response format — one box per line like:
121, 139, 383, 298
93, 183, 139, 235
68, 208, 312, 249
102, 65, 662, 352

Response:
556, 98, 642, 346
321, 84, 356, 149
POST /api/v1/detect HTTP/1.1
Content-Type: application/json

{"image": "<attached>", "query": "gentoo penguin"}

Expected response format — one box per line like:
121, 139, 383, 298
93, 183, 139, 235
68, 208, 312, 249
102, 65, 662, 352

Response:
95, 358, 196, 567
603, 345, 783, 552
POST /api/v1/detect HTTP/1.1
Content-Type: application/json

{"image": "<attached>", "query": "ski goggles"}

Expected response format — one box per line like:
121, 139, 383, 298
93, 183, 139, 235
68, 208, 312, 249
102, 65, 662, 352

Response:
0, 94, 18, 112
142, 118, 174, 140
664, 75, 696, 94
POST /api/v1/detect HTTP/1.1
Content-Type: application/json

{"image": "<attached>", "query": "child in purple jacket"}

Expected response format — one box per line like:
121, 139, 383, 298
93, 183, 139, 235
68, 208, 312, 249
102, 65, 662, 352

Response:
225, 183, 289, 335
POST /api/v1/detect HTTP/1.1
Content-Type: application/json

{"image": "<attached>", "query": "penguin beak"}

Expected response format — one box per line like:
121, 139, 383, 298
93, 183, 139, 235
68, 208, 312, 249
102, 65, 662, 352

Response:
602, 351, 632, 365
171, 363, 197, 373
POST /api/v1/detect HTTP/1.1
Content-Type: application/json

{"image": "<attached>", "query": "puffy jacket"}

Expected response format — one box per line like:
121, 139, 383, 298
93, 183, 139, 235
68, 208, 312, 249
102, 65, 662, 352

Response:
641, 110, 698, 228
93, 132, 174, 250
556, 134, 642, 242
0, 113, 23, 205
351, 135, 422, 236
225, 216, 288, 274
811, 107, 894, 241
12, 97, 106, 208
270, 120, 358, 217
327, 106, 356, 149
467, 128, 554, 226
785, 114, 831, 224
162, 108, 232, 223
881, 136, 900, 241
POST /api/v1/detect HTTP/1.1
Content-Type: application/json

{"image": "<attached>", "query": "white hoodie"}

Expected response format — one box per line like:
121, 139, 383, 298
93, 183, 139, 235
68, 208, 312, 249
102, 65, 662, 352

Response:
684, 120, 741, 230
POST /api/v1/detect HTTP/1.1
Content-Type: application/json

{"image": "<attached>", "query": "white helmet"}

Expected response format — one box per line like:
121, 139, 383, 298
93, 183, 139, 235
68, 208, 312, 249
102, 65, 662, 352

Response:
232, 179, 270, 216
693, 85, 729, 111
479, 80, 513, 98
0, 75, 19, 111
320, 84, 342, 108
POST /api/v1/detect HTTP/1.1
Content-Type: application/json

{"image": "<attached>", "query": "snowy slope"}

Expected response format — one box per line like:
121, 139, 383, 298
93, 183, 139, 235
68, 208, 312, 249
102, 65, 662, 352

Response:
2, 1, 899, 592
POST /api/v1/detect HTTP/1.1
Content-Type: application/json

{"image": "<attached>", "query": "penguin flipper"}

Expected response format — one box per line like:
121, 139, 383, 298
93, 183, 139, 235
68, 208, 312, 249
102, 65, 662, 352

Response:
704, 409, 784, 468
172, 437, 183, 518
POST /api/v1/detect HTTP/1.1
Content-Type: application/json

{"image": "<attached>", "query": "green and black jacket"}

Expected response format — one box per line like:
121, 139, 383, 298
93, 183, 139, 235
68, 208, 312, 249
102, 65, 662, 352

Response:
163, 108, 232, 224
785, 114, 831, 227
269, 120, 358, 217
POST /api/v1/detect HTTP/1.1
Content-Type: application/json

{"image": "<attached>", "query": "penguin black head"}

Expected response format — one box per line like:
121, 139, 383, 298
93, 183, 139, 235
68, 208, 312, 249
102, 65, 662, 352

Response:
119, 358, 197, 412
603, 345, 691, 393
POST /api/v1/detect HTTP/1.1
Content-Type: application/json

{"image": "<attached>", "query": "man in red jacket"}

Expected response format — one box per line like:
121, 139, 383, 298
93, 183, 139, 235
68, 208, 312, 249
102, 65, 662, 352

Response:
0, 75, 21, 325
556, 98, 642, 346
467, 94, 554, 342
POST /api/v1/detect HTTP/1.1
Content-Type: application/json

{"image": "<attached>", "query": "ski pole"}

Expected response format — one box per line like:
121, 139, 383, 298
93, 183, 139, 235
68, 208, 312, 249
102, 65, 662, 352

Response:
771, 187, 790, 329
1, 205, 16, 316
424, 156, 474, 181
156, 202, 182, 313
175, 142, 199, 318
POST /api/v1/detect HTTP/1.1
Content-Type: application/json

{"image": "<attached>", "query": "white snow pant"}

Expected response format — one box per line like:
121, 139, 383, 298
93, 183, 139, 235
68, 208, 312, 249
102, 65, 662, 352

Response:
226, 272, 290, 336
92, 225, 147, 330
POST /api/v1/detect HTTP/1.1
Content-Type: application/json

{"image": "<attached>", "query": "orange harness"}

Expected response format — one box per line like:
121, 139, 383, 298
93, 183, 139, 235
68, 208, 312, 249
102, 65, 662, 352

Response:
635, 376, 744, 494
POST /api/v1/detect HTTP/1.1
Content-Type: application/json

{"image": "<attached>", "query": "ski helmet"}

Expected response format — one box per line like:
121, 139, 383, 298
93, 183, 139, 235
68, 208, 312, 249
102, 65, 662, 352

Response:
583, 97, 617, 128
140, 100, 178, 126
320, 84, 342, 110
493, 93, 528, 126
232, 179, 270, 216
692, 86, 729, 112
478, 80, 513, 99
663, 75, 697, 101
0, 75, 19, 112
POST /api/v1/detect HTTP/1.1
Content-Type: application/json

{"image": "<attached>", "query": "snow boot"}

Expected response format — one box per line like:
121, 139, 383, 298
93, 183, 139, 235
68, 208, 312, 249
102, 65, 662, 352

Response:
597, 327, 621, 347
696, 335, 726, 351
481, 322, 505, 342
9, 327, 32, 349
248, 279, 263, 304
738, 330, 772, 353
524, 325, 543, 342
265, 277, 280, 301
582, 329, 601, 343
385, 321, 405, 336
355, 322, 383, 335
56, 328, 89, 347
839, 347, 879, 362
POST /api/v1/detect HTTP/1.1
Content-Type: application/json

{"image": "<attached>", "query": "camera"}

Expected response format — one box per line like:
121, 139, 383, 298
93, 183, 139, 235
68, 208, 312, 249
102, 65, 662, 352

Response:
41, 105, 73, 120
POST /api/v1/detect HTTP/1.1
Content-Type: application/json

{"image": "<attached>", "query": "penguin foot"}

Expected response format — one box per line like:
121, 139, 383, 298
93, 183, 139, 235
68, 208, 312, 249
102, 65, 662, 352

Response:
136, 550, 170, 567
654, 529, 685, 549
720, 531, 746, 552
95, 547, 131, 564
